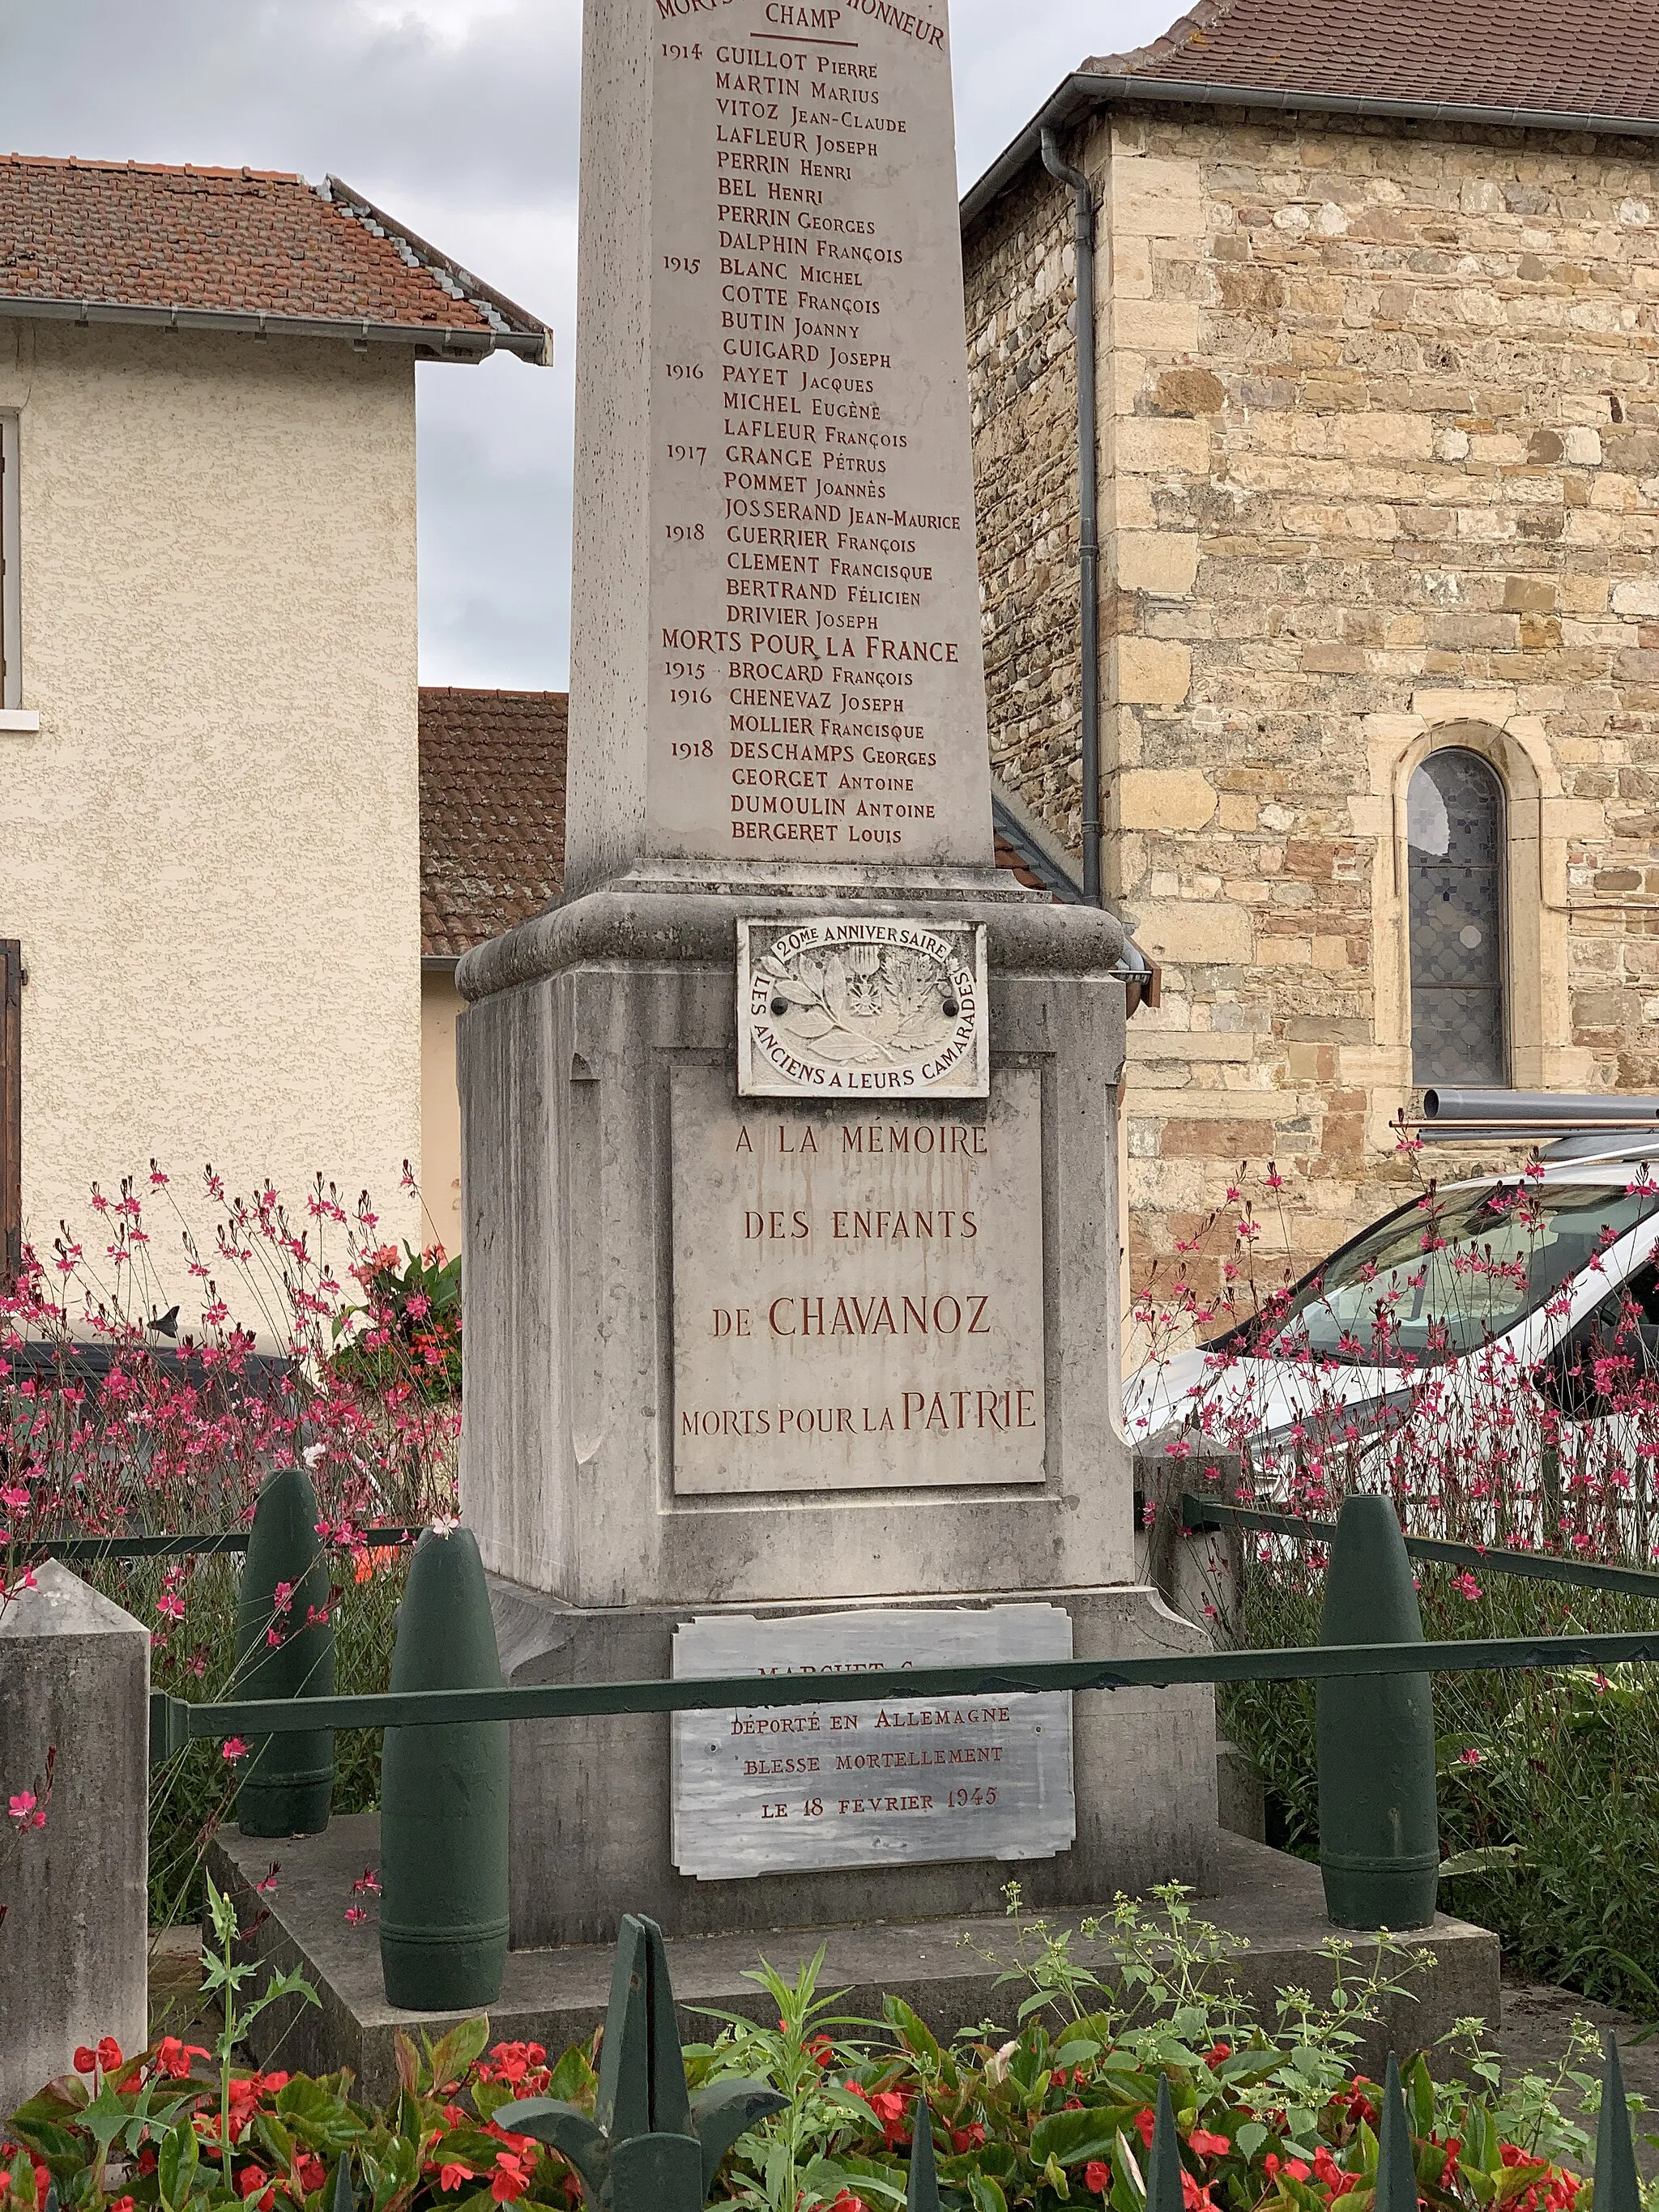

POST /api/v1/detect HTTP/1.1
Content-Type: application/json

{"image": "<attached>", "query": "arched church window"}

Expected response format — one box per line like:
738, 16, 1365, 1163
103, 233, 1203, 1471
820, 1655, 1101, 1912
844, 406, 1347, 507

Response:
1406, 748, 1507, 1087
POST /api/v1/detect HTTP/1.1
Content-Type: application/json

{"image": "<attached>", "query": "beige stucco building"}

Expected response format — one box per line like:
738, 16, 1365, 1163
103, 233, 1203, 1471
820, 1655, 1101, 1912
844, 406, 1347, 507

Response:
960, 0, 1659, 1306
0, 156, 547, 1291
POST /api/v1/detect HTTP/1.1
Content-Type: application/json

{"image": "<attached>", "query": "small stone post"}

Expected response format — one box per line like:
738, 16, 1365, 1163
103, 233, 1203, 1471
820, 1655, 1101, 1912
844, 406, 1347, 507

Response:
0, 1562, 149, 2116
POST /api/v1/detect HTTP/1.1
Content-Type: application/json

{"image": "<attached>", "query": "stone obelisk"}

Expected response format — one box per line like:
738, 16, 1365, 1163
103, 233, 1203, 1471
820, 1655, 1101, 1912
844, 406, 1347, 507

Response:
456, 0, 1215, 1949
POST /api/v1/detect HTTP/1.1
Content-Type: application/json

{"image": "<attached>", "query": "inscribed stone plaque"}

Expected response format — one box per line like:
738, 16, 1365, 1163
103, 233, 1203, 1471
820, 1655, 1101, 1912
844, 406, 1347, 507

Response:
737, 915, 987, 1097
671, 1604, 1075, 1878
640, 0, 993, 863
671, 1062, 1044, 1491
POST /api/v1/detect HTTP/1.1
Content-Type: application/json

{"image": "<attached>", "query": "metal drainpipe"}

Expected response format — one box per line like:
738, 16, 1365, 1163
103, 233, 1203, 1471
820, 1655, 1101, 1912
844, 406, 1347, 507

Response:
1040, 126, 1102, 908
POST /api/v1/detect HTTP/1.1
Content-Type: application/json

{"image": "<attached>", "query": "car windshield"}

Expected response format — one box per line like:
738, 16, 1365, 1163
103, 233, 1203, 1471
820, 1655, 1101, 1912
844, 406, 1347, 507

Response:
1235, 1180, 1659, 1366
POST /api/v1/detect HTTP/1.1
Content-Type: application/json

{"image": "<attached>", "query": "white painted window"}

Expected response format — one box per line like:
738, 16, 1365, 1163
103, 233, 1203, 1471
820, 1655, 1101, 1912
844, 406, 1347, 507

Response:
0, 414, 17, 710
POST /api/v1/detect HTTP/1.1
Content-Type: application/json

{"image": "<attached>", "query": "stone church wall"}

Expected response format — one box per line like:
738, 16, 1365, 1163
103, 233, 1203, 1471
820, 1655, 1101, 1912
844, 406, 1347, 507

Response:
964, 104, 1659, 1321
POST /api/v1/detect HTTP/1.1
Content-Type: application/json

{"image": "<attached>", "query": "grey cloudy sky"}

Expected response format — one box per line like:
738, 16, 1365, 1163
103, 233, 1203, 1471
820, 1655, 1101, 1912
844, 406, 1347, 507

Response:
1, 0, 1175, 689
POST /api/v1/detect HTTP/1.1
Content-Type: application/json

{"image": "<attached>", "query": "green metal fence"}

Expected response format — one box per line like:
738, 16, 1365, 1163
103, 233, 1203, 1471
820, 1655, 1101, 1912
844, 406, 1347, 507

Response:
28, 1524, 420, 1563
1179, 1490, 1659, 1600
147, 1625, 1659, 1761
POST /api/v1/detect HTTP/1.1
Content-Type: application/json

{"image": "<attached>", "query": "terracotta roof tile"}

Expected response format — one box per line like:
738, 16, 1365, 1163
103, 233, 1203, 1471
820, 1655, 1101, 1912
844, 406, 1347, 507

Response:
420, 688, 566, 960
0, 155, 544, 344
1089, 0, 1659, 123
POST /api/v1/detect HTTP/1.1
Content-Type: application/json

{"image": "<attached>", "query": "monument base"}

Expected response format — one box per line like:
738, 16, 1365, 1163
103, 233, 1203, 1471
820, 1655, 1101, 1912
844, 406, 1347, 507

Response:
489, 1580, 1218, 1948
210, 1818, 1500, 2105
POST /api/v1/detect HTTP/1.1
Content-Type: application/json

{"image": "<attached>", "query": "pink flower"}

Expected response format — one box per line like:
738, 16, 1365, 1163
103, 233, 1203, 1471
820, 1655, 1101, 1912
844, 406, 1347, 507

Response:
1457, 1747, 1483, 1767
255, 1865, 279, 1894
344, 1904, 369, 1925
222, 1737, 249, 1762
8, 1789, 45, 1831
1452, 1572, 1483, 1602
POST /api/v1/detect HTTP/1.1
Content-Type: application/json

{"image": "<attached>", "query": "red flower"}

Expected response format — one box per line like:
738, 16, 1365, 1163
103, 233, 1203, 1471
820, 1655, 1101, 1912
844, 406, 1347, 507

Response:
1188, 2130, 1230, 2159
1085, 2164, 1111, 2196
1204, 2044, 1231, 2066
238, 2165, 271, 2204
1133, 2111, 1155, 2151
1313, 2148, 1345, 2191
491, 2152, 532, 2205
848, 2085, 909, 2149
154, 2036, 210, 2080
828, 2193, 870, 2212
71, 2048, 96, 2075
481, 2042, 547, 2087
440, 2166, 476, 2193
296, 2155, 327, 2193
806, 2032, 834, 2068
952, 2125, 986, 2153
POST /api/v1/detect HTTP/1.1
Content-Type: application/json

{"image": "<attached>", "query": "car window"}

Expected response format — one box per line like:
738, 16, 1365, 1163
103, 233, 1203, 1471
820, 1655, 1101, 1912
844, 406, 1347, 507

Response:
1540, 1255, 1659, 1418
1233, 1181, 1659, 1367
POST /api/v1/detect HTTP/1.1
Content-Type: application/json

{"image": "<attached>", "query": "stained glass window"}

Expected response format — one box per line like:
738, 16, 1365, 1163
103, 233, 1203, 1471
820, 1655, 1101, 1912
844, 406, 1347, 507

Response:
1407, 748, 1507, 1087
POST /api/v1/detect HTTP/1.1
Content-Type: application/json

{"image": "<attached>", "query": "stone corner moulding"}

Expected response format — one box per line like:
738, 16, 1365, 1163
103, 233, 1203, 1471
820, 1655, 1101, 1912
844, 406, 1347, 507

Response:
736, 916, 989, 1100
0, 709, 41, 732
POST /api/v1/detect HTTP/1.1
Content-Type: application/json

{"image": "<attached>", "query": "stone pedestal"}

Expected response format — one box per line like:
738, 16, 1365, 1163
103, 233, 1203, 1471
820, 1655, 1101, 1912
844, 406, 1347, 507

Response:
0, 1563, 149, 2115
213, 1818, 1500, 2104
460, 877, 1135, 1604
458, 876, 1218, 1941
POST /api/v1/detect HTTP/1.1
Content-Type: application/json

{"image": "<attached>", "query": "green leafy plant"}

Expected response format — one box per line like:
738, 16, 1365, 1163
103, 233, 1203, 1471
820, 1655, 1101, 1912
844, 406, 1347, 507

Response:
330, 1242, 461, 1403
5, 1898, 1644, 2212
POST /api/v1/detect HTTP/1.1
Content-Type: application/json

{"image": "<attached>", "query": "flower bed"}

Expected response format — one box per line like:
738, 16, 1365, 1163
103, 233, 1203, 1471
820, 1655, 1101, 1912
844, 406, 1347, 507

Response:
1, 1886, 1623, 2212
0, 1162, 462, 1925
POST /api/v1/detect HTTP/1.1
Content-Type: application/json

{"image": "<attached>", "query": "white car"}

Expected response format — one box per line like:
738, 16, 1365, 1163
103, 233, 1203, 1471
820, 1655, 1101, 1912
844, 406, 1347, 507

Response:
1123, 1125, 1659, 1549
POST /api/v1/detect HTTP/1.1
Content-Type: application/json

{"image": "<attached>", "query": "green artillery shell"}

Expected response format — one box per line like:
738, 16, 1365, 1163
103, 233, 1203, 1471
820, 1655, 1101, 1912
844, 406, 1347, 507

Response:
234, 1465, 335, 1838
379, 1525, 509, 2010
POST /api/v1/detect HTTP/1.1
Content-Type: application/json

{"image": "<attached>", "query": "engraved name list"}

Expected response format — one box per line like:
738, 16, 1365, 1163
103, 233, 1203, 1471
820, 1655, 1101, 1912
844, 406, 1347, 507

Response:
648, 0, 992, 863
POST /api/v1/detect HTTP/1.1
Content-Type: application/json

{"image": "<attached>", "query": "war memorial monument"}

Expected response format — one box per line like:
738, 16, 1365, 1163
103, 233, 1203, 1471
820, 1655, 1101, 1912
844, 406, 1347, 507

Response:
452, 0, 1218, 1950
206, 0, 1504, 2079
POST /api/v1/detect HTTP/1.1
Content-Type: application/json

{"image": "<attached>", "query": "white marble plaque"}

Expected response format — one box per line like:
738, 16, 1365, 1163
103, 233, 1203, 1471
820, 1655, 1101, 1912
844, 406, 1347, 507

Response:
640, 0, 993, 864
671, 1061, 1045, 1491
738, 916, 987, 1097
671, 1604, 1075, 1878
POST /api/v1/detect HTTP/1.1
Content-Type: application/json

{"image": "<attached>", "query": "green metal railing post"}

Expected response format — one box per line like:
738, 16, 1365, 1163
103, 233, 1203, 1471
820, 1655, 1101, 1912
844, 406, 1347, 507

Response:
906, 2095, 940, 2212
378, 1526, 510, 2010
1596, 2035, 1640, 2212
1317, 1497, 1439, 1931
499, 1912, 786, 2211
1144, 2077, 1182, 2212
233, 1466, 335, 1838
1374, 2056, 1416, 2212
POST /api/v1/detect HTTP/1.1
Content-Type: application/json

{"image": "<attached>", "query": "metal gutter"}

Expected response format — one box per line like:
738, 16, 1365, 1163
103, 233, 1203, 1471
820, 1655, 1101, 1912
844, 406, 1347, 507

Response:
962, 69, 1659, 230
0, 291, 545, 360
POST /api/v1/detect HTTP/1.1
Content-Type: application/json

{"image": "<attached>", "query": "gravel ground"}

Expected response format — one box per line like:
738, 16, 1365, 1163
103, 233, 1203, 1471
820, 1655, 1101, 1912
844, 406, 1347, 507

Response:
1499, 1971, 1659, 2174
